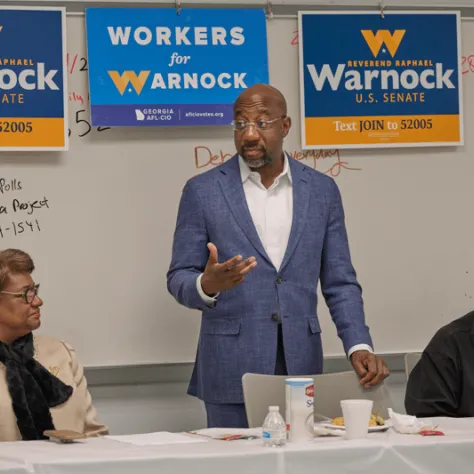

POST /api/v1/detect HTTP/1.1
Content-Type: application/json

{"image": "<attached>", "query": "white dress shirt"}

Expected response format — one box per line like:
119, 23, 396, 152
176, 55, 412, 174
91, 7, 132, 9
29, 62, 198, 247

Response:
196, 154, 372, 358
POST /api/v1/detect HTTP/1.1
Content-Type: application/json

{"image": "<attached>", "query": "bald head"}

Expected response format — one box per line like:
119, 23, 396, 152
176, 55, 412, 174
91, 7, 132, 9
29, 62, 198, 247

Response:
234, 84, 287, 116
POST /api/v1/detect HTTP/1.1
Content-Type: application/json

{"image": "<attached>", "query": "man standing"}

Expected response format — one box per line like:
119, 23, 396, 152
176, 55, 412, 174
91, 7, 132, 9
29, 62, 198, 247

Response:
167, 84, 389, 428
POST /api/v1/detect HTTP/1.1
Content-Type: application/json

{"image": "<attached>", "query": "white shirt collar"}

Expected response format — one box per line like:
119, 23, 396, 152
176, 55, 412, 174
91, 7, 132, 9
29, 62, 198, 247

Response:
238, 153, 292, 184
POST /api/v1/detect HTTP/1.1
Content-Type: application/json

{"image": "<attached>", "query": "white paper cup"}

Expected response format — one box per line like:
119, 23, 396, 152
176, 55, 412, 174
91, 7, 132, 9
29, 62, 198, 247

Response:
340, 399, 373, 439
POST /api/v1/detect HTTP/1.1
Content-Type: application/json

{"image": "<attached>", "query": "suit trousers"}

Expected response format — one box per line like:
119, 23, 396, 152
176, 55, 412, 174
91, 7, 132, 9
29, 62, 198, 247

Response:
205, 324, 288, 428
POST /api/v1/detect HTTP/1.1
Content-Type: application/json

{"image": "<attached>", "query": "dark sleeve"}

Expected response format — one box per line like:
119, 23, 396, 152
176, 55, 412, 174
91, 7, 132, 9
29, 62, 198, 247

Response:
405, 333, 461, 417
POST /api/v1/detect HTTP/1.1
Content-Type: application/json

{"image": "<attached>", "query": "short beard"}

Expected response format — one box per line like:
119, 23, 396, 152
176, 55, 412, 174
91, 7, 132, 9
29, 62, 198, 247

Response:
243, 152, 273, 169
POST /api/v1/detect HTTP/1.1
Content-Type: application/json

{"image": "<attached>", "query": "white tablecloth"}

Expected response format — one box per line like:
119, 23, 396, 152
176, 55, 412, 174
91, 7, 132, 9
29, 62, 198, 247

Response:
2, 418, 474, 474
0, 460, 29, 474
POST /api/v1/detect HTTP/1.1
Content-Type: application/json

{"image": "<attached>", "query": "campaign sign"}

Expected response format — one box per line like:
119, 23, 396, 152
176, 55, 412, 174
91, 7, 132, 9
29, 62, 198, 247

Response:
0, 7, 68, 151
298, 12, 463, 149
86, 8, 269, 127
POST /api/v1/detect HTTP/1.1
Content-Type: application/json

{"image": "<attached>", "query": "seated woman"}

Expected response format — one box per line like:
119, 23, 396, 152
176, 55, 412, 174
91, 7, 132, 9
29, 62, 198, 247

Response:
0, 248, 108, 441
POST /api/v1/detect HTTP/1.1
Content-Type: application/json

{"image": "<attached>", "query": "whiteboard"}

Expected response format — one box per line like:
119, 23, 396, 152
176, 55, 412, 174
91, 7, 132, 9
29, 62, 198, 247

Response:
0, 15, 473, 366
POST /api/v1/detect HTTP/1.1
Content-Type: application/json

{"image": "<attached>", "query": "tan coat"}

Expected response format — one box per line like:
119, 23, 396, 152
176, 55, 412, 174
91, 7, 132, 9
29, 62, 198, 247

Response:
0, 335, 108, 441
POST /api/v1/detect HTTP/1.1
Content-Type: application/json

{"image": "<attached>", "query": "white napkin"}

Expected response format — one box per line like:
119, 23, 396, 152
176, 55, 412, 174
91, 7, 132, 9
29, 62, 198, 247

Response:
388, 408, 435, 434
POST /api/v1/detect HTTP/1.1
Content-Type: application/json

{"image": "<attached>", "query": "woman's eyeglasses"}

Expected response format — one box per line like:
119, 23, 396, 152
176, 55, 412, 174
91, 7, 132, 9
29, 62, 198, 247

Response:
0, 283, 40, 304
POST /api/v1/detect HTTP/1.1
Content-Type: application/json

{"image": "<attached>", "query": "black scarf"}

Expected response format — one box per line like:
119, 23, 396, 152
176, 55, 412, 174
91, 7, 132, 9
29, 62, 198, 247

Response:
0, 333, 73, 440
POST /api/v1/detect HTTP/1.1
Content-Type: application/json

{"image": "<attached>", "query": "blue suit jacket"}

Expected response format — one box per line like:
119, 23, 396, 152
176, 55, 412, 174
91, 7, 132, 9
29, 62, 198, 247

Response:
167, 155, 372, 404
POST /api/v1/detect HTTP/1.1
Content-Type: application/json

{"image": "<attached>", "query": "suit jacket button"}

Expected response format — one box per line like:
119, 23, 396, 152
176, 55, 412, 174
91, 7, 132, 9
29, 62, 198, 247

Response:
271, 313, 280, 322
276, 276, 283, 284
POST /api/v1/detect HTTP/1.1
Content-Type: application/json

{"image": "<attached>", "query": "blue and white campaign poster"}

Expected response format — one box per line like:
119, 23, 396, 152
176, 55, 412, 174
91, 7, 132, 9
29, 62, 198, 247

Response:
85, 8, 269, 127
0, 7, 68, 151
298, 12, 463, 149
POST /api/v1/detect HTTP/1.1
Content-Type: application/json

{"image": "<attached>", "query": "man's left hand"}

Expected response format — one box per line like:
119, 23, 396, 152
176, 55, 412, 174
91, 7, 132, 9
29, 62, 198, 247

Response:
350, 350, 389, 388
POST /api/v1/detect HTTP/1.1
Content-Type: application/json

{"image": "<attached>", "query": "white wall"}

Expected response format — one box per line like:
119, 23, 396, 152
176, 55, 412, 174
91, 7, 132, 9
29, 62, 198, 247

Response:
90, 382, 207, 434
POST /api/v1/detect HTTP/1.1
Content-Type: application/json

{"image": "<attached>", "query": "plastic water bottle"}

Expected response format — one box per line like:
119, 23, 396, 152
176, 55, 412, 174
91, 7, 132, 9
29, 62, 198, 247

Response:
262, 406, 287, 447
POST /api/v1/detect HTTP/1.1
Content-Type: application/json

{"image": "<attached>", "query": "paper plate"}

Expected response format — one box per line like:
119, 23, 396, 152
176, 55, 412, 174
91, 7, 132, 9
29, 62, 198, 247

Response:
319, 419, 392, 432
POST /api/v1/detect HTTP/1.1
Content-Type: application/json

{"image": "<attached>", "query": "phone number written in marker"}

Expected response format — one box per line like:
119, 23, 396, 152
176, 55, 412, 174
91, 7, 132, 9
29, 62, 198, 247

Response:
0, 220, 41, 238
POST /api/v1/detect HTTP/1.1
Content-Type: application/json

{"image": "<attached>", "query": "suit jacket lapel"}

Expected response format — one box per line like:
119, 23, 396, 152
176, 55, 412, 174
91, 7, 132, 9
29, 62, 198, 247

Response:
280, 156, 310, 273
218, 156, 273, 266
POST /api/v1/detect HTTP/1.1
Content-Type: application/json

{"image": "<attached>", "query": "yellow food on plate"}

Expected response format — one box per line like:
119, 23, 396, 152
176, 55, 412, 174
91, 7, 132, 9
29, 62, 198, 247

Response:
331, 417, 345, 426
371, 413, 385, 426
331, 413, 385, 427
